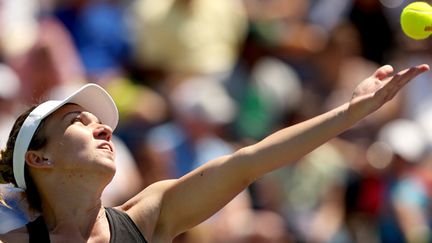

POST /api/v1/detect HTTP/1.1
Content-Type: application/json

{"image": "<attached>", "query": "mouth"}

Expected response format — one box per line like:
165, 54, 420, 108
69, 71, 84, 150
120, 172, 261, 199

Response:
98, 142, 113, 153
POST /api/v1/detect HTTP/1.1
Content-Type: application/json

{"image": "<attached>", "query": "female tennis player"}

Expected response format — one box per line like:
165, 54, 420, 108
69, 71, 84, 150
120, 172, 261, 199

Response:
0, 64, 429, 242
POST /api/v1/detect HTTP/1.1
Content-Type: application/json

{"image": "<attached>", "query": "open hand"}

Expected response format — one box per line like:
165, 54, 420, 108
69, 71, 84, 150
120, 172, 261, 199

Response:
348, 64, 429, 121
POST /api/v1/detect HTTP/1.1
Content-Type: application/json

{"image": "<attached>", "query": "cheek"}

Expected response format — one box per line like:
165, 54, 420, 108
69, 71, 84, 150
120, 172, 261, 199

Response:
52, 129, 93, 159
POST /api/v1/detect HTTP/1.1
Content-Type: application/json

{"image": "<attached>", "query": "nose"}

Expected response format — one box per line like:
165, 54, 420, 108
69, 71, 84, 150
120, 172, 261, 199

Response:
93, 124, 113, 141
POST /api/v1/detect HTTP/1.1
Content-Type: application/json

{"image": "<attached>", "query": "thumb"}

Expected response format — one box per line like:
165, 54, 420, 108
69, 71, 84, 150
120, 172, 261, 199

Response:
374, 65, 394, 80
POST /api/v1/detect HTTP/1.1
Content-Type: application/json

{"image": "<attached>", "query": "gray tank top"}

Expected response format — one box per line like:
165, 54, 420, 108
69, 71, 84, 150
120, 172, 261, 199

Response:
26, 207, 148, 242
105, 207, 148, 243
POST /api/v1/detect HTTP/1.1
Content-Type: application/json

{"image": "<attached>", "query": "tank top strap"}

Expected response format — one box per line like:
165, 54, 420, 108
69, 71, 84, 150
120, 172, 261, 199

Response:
105, 207, 148, 243
26, 216, 50, 243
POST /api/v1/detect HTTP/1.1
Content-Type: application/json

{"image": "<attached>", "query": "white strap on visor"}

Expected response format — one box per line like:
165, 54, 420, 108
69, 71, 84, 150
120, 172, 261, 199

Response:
12, 101, 62, 189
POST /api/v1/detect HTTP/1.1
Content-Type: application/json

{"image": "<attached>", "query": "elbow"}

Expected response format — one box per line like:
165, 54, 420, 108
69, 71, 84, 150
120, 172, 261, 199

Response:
229, 146, 261, 185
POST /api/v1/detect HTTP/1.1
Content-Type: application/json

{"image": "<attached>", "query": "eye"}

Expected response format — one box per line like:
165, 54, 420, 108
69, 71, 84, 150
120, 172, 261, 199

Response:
71, 117, 82, 124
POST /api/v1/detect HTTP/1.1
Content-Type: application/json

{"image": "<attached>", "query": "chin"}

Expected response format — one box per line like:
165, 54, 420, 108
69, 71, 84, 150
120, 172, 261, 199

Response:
99, 164, 117, 186
93, 157, 116, 177
103, 159, 117, 173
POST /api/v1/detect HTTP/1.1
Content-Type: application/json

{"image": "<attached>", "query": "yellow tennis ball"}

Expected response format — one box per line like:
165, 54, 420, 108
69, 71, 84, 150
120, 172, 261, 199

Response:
400, 1, 432, 40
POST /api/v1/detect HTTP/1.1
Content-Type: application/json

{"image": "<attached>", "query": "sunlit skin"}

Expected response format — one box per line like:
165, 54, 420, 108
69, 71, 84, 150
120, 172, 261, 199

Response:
25, 104, 117, 242
39, 104, 117, 182
0, 64, 429, 243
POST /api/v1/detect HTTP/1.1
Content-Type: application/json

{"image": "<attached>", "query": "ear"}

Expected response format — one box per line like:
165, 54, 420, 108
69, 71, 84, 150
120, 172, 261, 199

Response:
25, 151, 53, 168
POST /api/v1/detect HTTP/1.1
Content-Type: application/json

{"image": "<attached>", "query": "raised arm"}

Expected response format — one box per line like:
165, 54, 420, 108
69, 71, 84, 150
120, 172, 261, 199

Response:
135, 64, 429, 241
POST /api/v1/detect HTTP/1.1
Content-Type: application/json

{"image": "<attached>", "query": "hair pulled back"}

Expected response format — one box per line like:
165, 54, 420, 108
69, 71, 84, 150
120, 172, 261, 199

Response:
0, 105, 48, 211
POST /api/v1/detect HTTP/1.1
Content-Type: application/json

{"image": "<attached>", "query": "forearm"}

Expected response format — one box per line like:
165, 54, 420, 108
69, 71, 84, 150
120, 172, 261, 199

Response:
159, 102, 359, 236
150, 64, 429, 240
242, 102, 357, 179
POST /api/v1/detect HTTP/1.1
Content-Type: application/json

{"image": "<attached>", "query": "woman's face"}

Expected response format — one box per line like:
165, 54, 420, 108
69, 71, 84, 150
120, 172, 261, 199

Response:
40, 103, 116, 181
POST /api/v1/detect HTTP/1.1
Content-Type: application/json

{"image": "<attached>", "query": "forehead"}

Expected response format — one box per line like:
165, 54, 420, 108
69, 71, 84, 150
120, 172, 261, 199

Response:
49, 103, 84, 120
35, 104, 84, 138
41, 103, 85, 129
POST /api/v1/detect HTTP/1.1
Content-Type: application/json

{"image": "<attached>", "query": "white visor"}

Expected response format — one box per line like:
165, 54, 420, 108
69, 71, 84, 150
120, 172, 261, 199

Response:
13, 83, 119, 189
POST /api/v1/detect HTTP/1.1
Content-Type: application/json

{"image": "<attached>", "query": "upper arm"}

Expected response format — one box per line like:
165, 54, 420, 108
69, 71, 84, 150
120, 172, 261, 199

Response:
119, 150, 255, 241
119, 179, 177, 241
120, 104, 358, 240
152, 152, 256, 238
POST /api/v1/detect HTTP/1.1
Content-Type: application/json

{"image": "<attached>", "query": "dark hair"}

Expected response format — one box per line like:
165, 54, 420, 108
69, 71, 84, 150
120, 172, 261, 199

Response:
0, 105, 48, 211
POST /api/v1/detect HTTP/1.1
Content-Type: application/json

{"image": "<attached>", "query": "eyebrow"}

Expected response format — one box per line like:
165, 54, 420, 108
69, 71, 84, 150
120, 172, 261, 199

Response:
60, 110, 102, 124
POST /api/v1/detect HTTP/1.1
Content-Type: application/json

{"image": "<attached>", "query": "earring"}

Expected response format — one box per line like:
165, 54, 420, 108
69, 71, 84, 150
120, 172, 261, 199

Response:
42, 157, 52, 165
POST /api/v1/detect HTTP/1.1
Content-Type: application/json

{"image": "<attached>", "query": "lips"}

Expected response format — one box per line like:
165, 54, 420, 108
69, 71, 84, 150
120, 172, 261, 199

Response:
98, 142, 113, 153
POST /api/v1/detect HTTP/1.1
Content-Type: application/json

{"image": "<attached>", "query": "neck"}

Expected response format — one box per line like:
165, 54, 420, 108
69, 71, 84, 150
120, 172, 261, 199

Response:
38, 184, 108, 239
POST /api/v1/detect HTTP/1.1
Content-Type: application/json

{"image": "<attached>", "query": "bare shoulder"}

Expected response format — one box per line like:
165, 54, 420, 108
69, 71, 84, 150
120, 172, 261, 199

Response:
116, 179, 177, 240
0, 227, 28, 243
120, 179, 177, 212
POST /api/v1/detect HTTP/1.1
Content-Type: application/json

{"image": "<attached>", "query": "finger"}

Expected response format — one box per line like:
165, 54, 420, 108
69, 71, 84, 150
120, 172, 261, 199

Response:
383, 65, 429, 92
399, 64, 429, 80
380, 64, 429, 84
374, 65, 394, 80
394, 64, 429, 77
417, 63, 430, 72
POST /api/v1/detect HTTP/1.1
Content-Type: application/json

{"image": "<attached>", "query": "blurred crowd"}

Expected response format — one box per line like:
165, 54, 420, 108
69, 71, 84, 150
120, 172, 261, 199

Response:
1, 0, 432, 242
